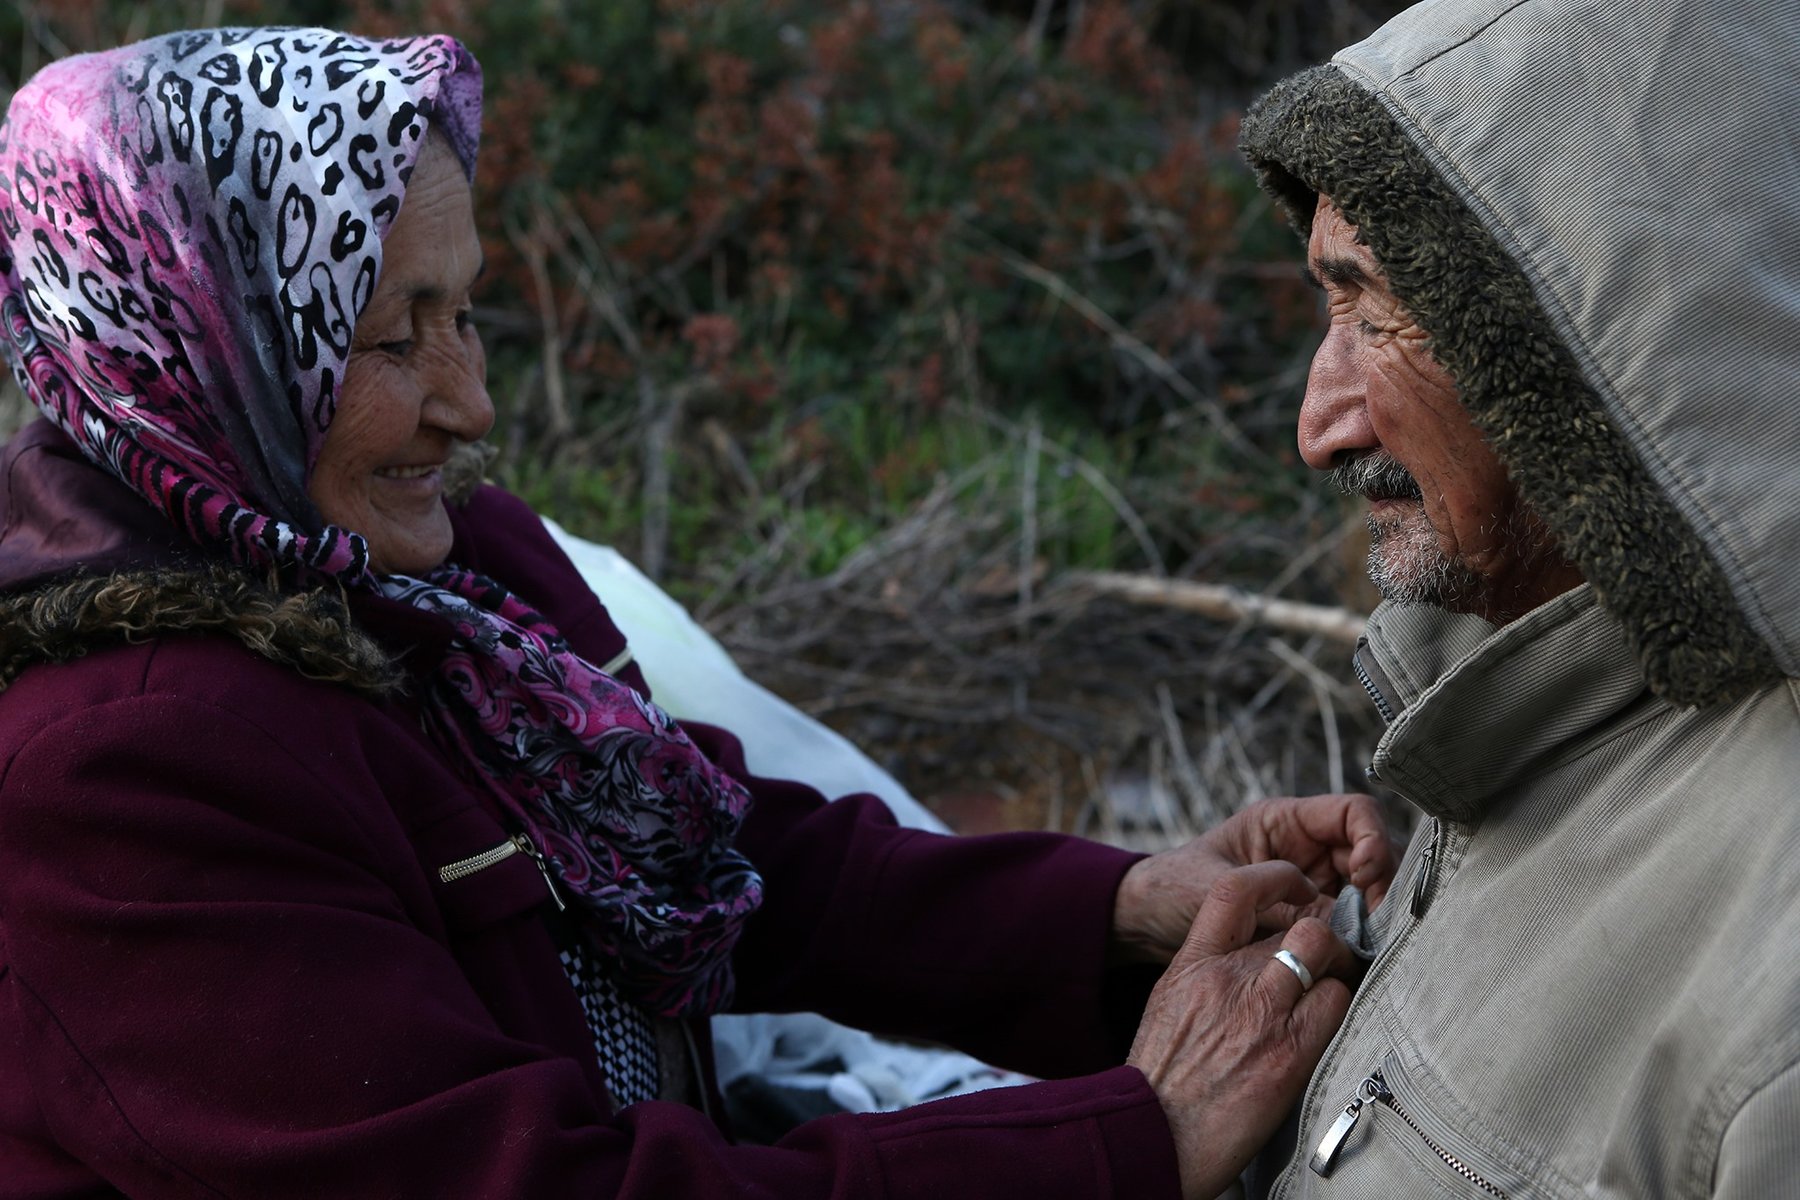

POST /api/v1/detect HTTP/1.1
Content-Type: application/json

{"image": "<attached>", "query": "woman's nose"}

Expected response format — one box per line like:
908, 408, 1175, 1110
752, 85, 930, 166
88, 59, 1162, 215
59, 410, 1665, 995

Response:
426, 333, 494, 442
1298, 327, 1376, 470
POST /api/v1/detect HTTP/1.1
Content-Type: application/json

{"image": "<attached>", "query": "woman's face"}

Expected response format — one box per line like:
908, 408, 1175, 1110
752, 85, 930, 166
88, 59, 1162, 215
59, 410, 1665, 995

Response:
308, 132, 493, 575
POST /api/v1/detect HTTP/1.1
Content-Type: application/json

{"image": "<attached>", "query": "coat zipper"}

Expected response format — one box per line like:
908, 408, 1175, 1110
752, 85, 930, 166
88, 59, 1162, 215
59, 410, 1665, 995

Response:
1353, 653, 1396, 725
1310, 1069, 1506, 1197
1273, 819, 1462, 1200
1410, 816, 1442, 919
439, 832, 568, 912
1308, 1072, 1382, 1176
438, 837, 520, 881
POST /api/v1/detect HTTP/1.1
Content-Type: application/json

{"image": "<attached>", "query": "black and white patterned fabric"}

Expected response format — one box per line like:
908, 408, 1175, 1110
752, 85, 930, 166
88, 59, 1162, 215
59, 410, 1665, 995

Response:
547, 913, 661, 1108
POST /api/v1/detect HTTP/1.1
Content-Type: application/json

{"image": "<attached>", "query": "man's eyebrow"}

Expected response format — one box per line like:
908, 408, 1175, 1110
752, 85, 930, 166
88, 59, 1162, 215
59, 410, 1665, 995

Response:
1303, 255, 1372, 291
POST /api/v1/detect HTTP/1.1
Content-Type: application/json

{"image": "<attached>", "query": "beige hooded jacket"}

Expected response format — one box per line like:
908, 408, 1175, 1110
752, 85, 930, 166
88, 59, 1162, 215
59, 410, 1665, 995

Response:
1239, 1, 1800, 1197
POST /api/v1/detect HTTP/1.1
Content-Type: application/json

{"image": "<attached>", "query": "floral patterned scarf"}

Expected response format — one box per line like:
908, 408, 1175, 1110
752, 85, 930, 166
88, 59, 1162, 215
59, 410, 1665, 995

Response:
0, 28, 761, 1018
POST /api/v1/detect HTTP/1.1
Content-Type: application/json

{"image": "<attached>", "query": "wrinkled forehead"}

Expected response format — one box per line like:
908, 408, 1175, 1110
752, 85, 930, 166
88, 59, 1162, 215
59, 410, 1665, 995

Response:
1306, 195, 1389, 286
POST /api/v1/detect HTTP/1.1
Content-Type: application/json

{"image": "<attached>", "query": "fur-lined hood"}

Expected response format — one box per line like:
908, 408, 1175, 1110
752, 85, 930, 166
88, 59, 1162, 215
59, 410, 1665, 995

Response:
1240, 0, 1800, 706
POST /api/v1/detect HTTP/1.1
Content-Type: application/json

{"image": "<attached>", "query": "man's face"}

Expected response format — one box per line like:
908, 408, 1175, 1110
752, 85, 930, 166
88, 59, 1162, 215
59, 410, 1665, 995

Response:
1300, 196, 1581, 623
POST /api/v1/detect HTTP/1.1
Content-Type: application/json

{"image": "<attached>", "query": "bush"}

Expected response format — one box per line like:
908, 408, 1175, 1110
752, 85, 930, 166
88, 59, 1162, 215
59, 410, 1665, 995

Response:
2, 0, 1411, 833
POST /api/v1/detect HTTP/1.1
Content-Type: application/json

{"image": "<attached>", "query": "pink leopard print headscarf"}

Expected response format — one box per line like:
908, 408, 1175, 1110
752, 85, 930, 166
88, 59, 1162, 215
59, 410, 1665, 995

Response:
0, 29, 761, 1017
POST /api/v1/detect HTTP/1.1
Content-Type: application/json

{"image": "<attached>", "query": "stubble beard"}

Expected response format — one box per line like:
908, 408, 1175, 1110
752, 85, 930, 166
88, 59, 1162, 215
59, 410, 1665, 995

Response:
1329, 453, 1484, 609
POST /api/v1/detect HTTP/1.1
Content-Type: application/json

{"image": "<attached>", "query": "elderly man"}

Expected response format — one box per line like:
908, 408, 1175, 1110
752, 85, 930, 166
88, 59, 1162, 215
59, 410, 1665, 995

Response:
1235, 0, 1800, 1196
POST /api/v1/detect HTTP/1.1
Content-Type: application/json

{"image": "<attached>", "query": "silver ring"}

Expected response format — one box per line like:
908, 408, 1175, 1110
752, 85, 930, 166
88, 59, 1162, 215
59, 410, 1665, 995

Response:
1273, 948, 1315, 992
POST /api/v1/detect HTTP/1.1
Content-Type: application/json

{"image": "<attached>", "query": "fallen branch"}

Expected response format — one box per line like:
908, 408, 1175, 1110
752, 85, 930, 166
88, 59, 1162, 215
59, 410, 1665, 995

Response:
1070, 571, 1366, 647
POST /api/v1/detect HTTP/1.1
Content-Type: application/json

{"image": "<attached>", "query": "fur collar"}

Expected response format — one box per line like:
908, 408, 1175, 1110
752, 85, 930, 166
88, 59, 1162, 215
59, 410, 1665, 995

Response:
0, 565, 400, 696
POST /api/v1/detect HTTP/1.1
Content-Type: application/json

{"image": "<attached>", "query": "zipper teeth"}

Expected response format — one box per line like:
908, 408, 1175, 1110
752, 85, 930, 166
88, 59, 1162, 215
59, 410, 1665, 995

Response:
1353, 655, 1396, 722
1275, 833, 1443, 1200
438, 837, 520, 883
1375, 1076, 1506, 1199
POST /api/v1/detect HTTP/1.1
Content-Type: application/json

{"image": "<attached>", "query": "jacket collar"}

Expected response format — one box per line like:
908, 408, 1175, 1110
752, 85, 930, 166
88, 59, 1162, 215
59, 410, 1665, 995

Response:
0, 419, 198, 591
1356, 585, 1658, 824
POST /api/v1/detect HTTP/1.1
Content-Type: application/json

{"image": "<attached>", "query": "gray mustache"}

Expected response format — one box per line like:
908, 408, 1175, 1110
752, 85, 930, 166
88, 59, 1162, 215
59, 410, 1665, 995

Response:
1329, 453, 1423, 502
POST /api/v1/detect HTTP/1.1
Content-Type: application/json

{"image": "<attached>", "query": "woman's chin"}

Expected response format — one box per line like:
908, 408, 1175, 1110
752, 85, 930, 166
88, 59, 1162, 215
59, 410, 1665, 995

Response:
360, 508, 454, 576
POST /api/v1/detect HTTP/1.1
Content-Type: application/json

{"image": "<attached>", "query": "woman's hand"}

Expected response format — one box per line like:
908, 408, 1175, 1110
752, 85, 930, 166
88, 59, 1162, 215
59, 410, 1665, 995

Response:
1111, 793, 1394, 965
1127, 862, 1360, 1200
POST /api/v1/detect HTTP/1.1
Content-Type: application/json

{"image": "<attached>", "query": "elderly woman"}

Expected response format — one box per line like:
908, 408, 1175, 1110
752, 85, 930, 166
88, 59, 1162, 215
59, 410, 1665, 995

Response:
0, 29, 1389, 1199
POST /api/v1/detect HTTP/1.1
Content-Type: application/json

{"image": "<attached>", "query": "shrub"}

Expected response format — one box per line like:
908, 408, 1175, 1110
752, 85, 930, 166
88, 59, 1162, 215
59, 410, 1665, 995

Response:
2, 0, 1412, 830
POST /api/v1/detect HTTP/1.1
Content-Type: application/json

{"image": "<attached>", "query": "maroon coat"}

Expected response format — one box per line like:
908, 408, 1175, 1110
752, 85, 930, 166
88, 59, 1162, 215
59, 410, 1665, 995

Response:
0, 422, 1180, 1198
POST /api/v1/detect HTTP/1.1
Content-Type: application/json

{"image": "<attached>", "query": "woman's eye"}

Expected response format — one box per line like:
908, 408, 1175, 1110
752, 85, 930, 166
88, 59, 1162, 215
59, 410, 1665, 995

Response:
454, 309, 472, 333
377, 339, 414, 357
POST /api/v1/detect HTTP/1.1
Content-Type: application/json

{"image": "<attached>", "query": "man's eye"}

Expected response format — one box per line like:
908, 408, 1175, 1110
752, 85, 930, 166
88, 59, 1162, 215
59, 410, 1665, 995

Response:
1357, 318, 1383, 339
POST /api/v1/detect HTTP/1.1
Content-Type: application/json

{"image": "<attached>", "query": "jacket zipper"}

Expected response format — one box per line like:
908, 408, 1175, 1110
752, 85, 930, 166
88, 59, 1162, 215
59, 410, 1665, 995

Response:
1410, 816, 1442, 919
1274, 820, 1463, 1200
439, 833, 568, 912
438, 837, 520, 881
1352, 653, 1396, 725
1310, 1069, 1506, 1197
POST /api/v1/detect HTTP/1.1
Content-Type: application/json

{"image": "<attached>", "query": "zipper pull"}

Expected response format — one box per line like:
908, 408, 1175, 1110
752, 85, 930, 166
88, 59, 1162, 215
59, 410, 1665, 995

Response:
512, 833, 568, 912
1310, 1072, 1385, 1177
1410, 818, 1441, 919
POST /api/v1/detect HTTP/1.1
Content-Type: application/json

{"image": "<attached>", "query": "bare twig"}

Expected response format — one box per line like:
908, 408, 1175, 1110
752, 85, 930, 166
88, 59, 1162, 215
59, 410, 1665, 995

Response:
1071, 571, 1366, 646
973, 407, 1166, 576
965, 229, 1266, 464
1022, 0, 1057, 58
637, 374, 676, 582
1225, 723, 1268, 804
1018, 420, 1040, 643
1259, 514, 1361, 600
1156, 682, 1214, 833
1268, 638, 1347, 794
507, 205, 573, 440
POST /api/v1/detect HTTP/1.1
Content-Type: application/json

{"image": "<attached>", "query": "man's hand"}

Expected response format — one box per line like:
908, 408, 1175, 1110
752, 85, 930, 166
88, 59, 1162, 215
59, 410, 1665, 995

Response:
1111, 793, 1394, 965
1128, 862, 1360, 1199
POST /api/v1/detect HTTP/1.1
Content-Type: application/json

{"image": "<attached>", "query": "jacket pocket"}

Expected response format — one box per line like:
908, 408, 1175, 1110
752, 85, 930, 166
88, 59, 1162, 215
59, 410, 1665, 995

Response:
1304, 1051, 1535, 1200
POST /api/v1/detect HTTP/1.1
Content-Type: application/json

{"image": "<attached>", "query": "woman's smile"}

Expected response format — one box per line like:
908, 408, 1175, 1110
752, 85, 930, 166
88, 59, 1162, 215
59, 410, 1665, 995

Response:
374, 463, 445, 482
305, 130, 493, 576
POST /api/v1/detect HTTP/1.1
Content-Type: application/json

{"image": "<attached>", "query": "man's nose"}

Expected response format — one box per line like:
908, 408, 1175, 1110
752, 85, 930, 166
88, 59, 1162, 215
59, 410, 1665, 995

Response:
1298, 327, 1376, 470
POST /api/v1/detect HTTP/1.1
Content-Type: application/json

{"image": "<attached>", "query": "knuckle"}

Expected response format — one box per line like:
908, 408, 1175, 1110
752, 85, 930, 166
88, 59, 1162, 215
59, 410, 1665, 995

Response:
1208, 871, 1248, 906
1284, 917, 1337, 958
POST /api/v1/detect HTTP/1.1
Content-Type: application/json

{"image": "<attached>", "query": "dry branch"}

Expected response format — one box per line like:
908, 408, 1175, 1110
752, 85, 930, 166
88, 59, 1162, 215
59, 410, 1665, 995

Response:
959, 225, 1266, 465
1070, 571, 1366, 647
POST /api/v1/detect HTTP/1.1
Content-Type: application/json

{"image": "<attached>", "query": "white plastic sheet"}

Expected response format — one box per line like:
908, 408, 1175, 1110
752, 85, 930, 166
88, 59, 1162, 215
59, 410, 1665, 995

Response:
542, 519, 943, 832
542, 518, 1030, 1116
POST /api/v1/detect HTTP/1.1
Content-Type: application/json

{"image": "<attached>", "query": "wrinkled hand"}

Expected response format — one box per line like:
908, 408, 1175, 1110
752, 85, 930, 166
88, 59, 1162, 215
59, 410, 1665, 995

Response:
1128, 862, 1360, 1200
1111, 793, 1394, 965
